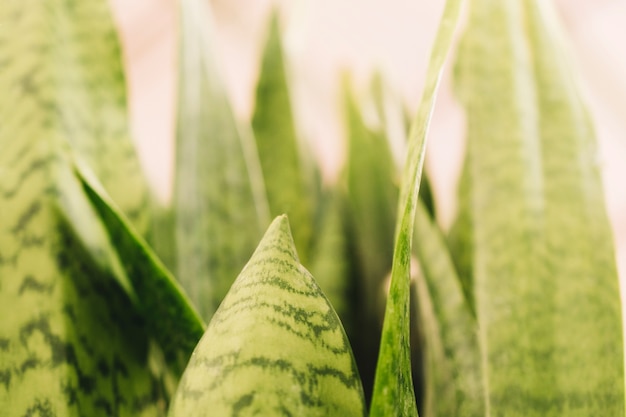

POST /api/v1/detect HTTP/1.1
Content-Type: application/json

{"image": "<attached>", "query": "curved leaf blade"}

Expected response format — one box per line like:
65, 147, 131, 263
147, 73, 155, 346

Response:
76, 163, 206, 376
369, 0, 464, 415
169, 215, 366, 417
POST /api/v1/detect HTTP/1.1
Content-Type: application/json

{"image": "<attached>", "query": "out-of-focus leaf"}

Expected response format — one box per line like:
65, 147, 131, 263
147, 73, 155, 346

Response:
369, 0, 464, 415
455, 0, 625, 414
342, 78, 399, 402
344, 78, 397, 317
413, 201, 483, 417
1, 0, 149, 236
77, 164, 205, 377
251, 12, 318, 263
175, 0, 270, 321
0, 152, 167, 415
445, 158, 474, 315
147, 201, 177, 276
308, 188, 353, 331
0, 1, 166, 413
168, 215, 367, 417
370, 74, 437, 219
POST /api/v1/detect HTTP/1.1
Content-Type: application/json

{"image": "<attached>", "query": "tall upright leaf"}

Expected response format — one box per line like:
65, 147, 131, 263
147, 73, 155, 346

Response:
369, 0, 464, 415
344, 79, 398, 316
455, 0, 625, 414
251, 12, 318, 263
0, 0, 149, 235
412, 201, 483, 417
342, 78, 399, 402
169, 215, 366, 417
445, 158, 474, 314
308, 188, 353, 330
175, 0, 270, 321
0, 1, 165, 412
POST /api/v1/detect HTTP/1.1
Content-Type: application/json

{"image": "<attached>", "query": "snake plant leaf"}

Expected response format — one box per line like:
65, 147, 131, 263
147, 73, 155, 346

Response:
0, 201, 167, 416
175, 0, 270, 321
0, 0, 150, 236
76, 163, 206, 376
342, 78, 399, 401
308, 188, 353, 331
251, 12, 318, 264
412, 201, 483, 417
0, 143, 165, 415
168, 215, 367, 417
343, 78, 398, 318
445, 157, 474, 315
369, 0, 464, 415
1, 1, 167, 412
455, 0, 625, 414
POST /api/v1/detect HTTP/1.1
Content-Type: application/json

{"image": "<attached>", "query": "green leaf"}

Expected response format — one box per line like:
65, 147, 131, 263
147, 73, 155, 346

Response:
168, 215, 367, 417
174, 0, 270, 321
76, 162, 206, 377
412, 201, 483, 417
342, 78, 400, 401
0, 1, 166, 413
251, 12, 319, 263
445, 157, 474, 315
1, 0, 149, 235
308, 187, 353, 332
343, 78, 397, 316
369, 0, 464, 415
0, 154, 167, 415
455, 0, 625, 414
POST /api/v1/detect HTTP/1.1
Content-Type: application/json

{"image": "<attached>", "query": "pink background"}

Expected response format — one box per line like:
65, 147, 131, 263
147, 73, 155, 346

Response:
109, 0, 626, 321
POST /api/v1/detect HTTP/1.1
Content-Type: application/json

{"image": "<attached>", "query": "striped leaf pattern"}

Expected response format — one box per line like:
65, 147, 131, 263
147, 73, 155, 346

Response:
0, 0, 149, 235
455, 0, 625, 414
0, 0, 169, 414
77, 165, 206, 377
174, 0, 270, 321
0, 147, 166, 415
252, 13, 319, 264
169, 215, 366, 417
412, 201, 483, 417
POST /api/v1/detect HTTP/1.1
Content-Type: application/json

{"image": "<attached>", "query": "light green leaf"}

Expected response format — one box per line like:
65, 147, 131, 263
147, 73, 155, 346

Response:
342, 78, 399, 401
369, 0, 464, 415
168, 215, 367, 417
455, 0, 625, 414
76, 163, 206, 377
412, 201, 483, 417
0, 1, 166, 413
308, 188, 353, 331
251, 12, 319, 264
1, 0, 149, 235
343, 77, 397, 317
445, 157, 474, 315
174, 0, 270, 321
0, 153, 167, 415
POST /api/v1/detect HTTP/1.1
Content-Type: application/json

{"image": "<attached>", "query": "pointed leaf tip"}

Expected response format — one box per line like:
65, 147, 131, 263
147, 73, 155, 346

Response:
169, 215, 366, 417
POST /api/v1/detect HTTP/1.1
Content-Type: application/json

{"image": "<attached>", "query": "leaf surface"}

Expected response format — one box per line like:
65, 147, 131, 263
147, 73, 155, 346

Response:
174, 0, 270, 321
368, 0, 464, 415
0, 1, 172, 413
252, 12, 319, 263
77, 165, 206, 377
168, 215, 367, 417
412, 201, 483, 417
455, 0, 625, 414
